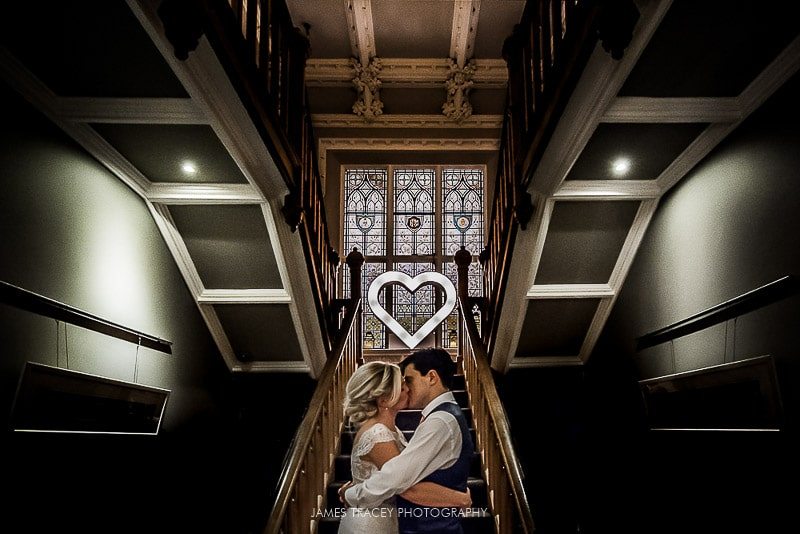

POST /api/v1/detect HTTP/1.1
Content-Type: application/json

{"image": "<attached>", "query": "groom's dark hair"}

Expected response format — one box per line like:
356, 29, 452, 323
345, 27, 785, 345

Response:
400, 348, 456, 390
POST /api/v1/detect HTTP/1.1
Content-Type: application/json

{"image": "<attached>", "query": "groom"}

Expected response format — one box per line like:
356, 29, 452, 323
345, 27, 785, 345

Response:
342, 347, 474, 533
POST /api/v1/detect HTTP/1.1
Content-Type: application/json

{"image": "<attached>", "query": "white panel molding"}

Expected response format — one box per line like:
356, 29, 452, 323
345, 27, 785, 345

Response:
527, 0, 673, 196
305, 58, 507, 88
509, 356, 584, 368
312, 113, 503, 129
654, 122, 736, 192
577, 199, 659, 362
0, 47, 152, 197
149, 204, 206, 297
607, 199, 659, 291
263, 200, 326, 377
146, 183, 263, 204
656, 37, 800, 193
554, 180, 661, 200
318, 137, 500, 182
602, 97, 741, 123
198, 303, 240, 369
57, 97, 207, 124
148, 204, 240, 371
345, 0, 376, 66
527, 284, 615, 299
737, 35, 800, 117
490, 196, 555, 373
450, 0, 481, 68
129, 0, 287, 200
232, 361, 311, 373
198, 289, 292, 304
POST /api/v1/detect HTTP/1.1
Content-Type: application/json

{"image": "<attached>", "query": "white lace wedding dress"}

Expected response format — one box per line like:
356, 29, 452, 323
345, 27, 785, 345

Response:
338, 422, 408, 534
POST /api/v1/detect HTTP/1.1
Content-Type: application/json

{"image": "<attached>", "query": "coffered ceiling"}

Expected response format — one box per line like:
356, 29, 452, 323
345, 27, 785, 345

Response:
2, 0, 798, 374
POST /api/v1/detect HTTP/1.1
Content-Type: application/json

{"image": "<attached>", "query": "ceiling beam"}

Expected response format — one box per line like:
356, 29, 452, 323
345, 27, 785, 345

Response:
197, 289, 292, 304
527, 284, 615, 299
577, 199, 659, 362
57, 97, 207, 124
312, 113, 503, 129
554, 180, 661, 200
317, 137, 500, 184
305, 58, 507, 88
146, 183, 264, 204
450, 0, 481, 68
602, 96, 741, 123
345, 0, 376, 65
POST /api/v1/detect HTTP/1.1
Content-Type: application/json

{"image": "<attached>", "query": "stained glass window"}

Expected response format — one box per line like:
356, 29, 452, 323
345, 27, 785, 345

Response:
342, 166, 484, 349
343, 169, 387, 257
394, 169, 435, 256
443, 168, 484, 256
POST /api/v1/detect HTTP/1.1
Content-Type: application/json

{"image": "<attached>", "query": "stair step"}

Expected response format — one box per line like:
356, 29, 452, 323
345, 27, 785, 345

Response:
340, 428, 477, 455
396, 407, 472, 431
334, 450, 483, 481
326, 477, 489, 513
317, 510, 493, 534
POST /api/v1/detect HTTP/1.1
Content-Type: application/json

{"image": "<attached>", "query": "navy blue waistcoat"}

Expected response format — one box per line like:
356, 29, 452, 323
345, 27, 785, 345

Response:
395, 401, 473, 534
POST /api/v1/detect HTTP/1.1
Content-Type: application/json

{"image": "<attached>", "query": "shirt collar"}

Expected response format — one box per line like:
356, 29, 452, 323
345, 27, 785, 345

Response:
421, 391, 456, 418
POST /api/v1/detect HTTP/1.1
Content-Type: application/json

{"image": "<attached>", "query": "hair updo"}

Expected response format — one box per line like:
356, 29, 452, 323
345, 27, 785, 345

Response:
343, 362, 402, 426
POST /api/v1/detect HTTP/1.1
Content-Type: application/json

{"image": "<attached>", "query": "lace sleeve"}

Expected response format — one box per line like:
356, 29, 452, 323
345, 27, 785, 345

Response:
352, 423, 398, 458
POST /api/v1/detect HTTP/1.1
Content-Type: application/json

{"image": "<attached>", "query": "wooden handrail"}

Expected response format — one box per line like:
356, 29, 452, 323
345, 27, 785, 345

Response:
636, 275, 799, 351
457, 237, 534, 534
264, 298, 361, 534
459, 294, 535, 534
0, 280, 172, 354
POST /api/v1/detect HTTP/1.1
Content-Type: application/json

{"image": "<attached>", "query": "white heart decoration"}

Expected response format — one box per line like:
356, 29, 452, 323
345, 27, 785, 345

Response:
367, 271, 457, 349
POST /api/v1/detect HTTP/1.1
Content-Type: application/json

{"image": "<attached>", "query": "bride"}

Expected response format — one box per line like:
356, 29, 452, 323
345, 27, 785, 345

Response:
338, 361, 470, 534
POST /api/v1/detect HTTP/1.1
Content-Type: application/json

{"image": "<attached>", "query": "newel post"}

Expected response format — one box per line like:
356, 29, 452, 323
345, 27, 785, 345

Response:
454, 246, 472, 302
346, 247, 365, 301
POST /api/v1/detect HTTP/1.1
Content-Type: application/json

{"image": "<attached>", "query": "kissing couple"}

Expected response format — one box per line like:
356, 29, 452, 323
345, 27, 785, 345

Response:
337, 347, 474, 534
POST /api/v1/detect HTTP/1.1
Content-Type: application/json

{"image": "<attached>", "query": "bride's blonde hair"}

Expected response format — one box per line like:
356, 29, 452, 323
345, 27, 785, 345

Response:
343, 362, 402, 426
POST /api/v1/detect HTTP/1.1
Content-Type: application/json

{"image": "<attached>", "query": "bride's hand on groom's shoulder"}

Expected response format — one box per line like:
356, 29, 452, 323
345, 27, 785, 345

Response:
338, 481, 354, 506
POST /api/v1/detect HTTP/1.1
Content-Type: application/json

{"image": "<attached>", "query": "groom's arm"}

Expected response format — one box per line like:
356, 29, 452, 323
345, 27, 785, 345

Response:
344, 414, 461, 509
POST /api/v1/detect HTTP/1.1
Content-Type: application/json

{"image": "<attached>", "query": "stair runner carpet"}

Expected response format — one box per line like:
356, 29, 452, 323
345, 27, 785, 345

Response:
319, 374, 494, 533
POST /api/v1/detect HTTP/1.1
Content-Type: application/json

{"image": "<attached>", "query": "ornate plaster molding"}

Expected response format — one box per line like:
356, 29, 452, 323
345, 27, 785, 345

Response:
316, 137, 500, 183
443, 58, 476, 122
306, 58, 507, 88
312, 113, 503, 129
351, 57, 384, 120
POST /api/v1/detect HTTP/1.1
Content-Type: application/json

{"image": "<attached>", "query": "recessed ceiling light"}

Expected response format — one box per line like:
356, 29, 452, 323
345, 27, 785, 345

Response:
611, 157, 631, 177
181, 161, 197, 174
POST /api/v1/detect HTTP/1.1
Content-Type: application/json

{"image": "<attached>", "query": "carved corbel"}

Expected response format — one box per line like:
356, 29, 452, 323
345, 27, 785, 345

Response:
157, 0, 204, 60
442, 58, 476, 123
351, 57, 384, 121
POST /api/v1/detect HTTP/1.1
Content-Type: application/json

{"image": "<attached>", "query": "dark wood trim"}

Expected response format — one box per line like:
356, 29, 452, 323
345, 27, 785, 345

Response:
459, 295, 535, 533
636, 275, 799, 351
0, 281, 172, 354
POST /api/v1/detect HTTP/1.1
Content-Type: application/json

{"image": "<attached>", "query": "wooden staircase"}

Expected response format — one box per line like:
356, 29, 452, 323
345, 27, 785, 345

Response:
319, 372, 495, 534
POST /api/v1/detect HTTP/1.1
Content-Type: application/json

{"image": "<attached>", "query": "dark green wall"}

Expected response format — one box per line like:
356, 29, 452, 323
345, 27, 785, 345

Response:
0, 83, 315, 533
500, 73, 800, 534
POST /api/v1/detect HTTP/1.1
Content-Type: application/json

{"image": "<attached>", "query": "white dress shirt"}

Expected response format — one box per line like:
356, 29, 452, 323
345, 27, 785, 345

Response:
344, 391, 463, 509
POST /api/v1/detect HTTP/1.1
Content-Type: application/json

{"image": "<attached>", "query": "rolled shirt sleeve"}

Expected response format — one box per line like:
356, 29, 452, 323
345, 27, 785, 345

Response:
344, 408, 462, 509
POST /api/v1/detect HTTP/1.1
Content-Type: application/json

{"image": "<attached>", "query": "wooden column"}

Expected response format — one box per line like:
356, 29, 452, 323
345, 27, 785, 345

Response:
454, 245, 472, 302
346, 247, 365, 301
